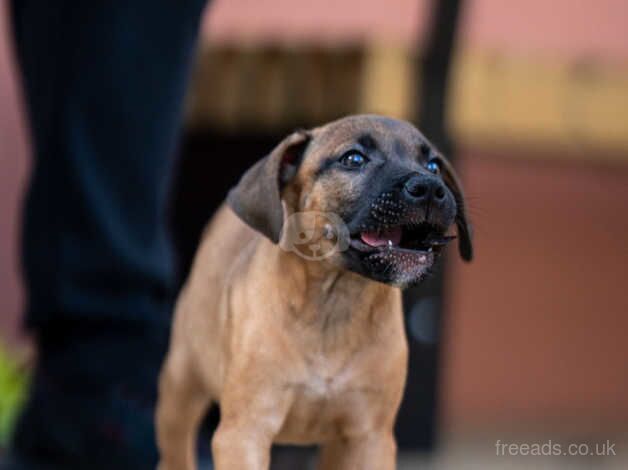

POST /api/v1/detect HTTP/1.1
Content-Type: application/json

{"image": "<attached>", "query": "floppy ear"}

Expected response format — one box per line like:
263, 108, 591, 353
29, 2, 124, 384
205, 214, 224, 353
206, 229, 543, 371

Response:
436, 156, 473, 261
227, 130, 311, 243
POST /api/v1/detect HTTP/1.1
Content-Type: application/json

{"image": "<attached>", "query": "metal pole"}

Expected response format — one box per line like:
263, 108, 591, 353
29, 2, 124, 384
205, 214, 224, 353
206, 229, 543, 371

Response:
396, 0, 464, 451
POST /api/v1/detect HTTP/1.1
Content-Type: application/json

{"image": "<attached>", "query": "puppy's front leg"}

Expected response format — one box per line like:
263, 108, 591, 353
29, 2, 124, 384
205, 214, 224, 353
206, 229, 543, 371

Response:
211, 381, 293, 470
156, 352, 211, 470
318, 431, 396, 470
211, 423, 274, 470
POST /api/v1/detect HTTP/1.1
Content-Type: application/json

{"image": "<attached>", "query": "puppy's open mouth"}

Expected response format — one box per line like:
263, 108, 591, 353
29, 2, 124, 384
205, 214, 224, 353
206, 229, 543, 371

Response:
349, 222, 455, 257
346, 222, 454, 285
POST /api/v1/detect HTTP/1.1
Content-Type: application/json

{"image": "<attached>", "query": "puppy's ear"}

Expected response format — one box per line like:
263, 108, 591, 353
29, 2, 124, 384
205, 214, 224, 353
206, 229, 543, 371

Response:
227, 130, 311, 243
436, 156, 473, 261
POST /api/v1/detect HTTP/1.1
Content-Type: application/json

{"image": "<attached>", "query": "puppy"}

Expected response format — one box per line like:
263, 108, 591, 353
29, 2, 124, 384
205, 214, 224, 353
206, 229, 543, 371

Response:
156, 115, 472, 470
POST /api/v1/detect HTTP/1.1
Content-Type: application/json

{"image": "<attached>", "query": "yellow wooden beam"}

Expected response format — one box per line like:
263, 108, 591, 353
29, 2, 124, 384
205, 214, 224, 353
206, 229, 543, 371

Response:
450, 51, 628, 160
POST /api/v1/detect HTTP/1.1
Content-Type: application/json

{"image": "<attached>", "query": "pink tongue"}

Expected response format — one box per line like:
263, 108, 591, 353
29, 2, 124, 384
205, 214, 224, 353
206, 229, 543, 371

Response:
360, 227, 402, 247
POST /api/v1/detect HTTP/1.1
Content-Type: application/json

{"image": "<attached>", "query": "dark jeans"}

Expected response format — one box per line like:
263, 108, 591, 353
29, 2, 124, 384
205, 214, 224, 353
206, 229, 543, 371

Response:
10, 1, 206, 468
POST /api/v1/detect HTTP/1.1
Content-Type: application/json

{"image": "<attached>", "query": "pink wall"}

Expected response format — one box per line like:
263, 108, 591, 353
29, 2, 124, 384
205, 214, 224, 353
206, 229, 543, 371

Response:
204, 0, 628, 62
204, 0, 429, 46
443, 151, 628, 434
461, 0, 628, 62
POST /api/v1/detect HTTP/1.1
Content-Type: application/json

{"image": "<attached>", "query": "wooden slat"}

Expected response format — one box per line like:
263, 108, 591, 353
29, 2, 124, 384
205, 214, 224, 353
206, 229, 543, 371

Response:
186, 45, 628, 161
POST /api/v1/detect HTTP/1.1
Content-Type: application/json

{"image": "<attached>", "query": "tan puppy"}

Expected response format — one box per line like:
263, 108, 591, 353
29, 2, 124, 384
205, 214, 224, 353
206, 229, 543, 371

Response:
156, 115, 472, 470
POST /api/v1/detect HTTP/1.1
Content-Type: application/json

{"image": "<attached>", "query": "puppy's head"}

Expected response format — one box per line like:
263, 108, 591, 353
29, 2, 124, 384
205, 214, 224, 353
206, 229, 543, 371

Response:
228, 115, 472, 287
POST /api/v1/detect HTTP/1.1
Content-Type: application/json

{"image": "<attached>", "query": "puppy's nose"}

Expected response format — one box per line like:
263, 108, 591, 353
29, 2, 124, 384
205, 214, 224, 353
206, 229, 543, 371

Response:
403, 174, 447, 203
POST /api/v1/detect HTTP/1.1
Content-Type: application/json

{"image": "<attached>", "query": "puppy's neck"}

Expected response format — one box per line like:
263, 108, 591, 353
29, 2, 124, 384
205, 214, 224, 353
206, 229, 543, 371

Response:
263, 239, 398, 342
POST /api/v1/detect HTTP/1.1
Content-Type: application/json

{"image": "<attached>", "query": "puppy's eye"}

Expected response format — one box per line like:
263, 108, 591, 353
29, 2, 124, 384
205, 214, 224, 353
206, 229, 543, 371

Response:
425, 159, 441, 175
339, 151, 369, 169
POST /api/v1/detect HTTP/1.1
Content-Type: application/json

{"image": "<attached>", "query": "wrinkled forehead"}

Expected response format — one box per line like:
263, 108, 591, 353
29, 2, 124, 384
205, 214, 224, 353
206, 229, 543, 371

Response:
309, 115, 428, 159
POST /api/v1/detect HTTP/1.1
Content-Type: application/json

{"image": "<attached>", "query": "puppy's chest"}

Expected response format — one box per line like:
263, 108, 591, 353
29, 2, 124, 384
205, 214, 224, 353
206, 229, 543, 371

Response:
275, 355, 382, 444
299, 358, 358, 398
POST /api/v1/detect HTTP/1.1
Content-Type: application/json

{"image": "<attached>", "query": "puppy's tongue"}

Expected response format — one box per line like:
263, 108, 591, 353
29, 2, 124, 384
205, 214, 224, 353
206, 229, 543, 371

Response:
360, 227, 402, 247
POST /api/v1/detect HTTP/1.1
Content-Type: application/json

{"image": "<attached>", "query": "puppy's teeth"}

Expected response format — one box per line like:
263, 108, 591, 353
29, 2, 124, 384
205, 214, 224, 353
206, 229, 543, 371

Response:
428, 247, 433, 253
387, 240, 393, 249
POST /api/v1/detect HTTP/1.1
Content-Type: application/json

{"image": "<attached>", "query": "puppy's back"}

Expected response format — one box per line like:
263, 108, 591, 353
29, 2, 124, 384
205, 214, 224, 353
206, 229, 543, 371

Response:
195, 204, 258, 277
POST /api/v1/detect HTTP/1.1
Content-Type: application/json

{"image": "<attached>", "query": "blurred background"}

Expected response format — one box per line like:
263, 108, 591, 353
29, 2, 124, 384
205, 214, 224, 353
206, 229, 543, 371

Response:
1, 0, 627, 468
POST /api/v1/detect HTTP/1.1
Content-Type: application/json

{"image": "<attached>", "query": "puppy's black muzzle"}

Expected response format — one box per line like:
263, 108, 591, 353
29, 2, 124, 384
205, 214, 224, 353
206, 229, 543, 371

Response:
347, 172, 457, 236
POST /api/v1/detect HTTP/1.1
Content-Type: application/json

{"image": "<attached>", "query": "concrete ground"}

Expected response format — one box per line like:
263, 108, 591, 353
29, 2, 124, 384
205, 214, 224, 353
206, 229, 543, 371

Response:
263, 433, 628, 469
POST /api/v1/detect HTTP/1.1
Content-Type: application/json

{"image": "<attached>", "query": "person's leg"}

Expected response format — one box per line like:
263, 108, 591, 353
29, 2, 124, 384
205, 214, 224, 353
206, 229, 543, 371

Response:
9, 0, 206, 468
